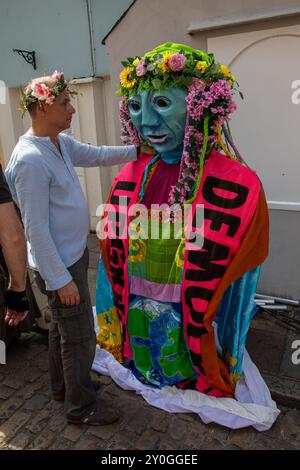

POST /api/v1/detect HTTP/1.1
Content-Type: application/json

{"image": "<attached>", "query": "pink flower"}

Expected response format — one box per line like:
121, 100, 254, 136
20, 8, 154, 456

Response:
136, 60, 147, 77
168, 54, 186, 72
31, 83, 48, 100
52, 70, 64, 80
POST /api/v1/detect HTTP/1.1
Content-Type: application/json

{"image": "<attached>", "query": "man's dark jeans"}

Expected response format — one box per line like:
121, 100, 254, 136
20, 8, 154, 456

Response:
34, 248, 97, 418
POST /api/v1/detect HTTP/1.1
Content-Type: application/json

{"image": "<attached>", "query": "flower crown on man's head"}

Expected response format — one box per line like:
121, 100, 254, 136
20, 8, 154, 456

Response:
19, 71, 76, 117
118, 42, 236, 97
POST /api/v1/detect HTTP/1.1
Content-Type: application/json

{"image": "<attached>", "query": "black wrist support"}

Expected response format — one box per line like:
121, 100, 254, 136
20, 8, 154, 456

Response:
4, 289, 29, 312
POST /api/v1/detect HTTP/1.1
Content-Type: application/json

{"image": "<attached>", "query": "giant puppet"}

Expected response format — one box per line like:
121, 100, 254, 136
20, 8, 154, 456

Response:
93, 43, 279, 429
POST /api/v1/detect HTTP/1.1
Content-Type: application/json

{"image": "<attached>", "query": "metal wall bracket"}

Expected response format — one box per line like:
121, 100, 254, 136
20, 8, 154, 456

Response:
13, 49, 36, 70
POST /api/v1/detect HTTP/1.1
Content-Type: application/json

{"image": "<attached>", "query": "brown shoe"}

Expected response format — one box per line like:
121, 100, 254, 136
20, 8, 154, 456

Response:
67, 406, 120, 426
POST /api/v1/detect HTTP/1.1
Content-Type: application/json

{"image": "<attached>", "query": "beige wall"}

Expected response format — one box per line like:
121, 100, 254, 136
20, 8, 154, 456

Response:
104, 0, 300, 298
105, 0, 300, 143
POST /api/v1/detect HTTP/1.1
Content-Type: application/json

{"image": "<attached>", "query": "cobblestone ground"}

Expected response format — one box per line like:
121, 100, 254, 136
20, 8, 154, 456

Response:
1, 235, 300, 450
1, 334, 300, 451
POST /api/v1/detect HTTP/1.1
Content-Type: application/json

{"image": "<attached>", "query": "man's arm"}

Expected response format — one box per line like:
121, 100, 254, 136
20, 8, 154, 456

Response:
0, 202, 27, 291
0, 202, 29, 325
65, 136, 138, 167
0, 166, 29, 325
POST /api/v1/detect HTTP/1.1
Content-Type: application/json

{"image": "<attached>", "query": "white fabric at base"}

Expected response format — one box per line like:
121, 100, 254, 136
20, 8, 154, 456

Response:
91, 308, 280, 431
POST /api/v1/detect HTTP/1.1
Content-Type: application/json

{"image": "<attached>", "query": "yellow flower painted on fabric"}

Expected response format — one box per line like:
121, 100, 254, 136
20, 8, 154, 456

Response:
120, 67, 137, 89
159, 51, 173, 72
196, 61, 207, 73
175, 239, 185, 268
220, 64, 230, 77
133, 58, 140, 66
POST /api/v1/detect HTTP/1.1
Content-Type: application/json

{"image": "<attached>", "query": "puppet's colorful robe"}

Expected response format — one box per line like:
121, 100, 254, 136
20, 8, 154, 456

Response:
96, 150, 269, 397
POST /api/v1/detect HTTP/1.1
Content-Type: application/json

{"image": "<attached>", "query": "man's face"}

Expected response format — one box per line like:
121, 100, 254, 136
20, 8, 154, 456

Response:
43, 89, 75, 132
128, 87, 187, 153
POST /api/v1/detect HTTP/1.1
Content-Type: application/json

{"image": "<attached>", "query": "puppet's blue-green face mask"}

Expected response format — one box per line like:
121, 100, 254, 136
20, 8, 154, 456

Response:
128, 87, 187, 158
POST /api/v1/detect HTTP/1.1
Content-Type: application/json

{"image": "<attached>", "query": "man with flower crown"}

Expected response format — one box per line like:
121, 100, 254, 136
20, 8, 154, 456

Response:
5, 70, 154, 426
95, 42, 279, 430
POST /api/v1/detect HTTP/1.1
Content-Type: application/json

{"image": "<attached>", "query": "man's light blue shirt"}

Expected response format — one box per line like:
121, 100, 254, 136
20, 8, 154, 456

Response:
5, 133, 137, 291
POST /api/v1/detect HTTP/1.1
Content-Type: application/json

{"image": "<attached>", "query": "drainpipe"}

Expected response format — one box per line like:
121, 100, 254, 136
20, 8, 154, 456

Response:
86, 0, 96, 77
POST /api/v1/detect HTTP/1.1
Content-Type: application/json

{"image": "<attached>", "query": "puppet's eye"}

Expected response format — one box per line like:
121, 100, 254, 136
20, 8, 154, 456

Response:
128, 100, 141, 112
154, 97, 170, 108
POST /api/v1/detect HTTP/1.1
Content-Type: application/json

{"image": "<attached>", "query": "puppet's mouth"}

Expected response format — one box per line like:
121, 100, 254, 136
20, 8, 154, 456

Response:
146, 134, 167, 144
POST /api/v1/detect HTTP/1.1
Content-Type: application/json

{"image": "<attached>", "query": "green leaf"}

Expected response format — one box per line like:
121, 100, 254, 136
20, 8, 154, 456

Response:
121, 61, 129, 67
152, 78, 162, 89
147, 63, 155, 71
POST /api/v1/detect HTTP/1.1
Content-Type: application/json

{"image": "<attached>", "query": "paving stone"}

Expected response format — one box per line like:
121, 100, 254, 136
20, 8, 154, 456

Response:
136, 429, 160, 450
23, 368, 43, 383
26, 408, 54, 433
229, 428, 257, 449
276, 409, 300, 441
150, 413, 169, 433
120, 408, 151, 434
27, 430, 57, 450
45, 399, 64, 413
61, 425, 83, 443
75, 435, 107, 450
23, 394, 49, 411
0, 397, 23, 420
2, 376, 24, 390
247, 329, 286, 374
202, 438, 224, 450
108, 431, 139, 451
0, 384, 15, 400
157, 437, 180, 450
208, 422, 230, 445
15, 377, 48, 401
48, 413, 67, 433
251, 436, 299, 450
87, 421, 119, 440
183, 424, 207, 449
7, 431, 33, 450
49, 436, 75, 450
35, 357, 49, 372
168, 417, 191, 441
0, 410, 31, 443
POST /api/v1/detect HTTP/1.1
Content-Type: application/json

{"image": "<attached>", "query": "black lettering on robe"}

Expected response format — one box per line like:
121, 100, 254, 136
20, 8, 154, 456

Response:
203, 176, 248, 209
185, 286, 214, 324
204, 208, 241, 238
110, 181, 136, 205
186, 239, 229, 282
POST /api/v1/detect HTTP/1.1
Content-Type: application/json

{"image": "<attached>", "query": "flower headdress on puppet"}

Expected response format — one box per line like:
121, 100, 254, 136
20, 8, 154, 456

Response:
19, 70, 77, 118
118, 42, 244, 205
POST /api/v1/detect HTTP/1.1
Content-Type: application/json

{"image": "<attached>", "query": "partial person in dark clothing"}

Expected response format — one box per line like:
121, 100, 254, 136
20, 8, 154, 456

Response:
0, 164, 29, 346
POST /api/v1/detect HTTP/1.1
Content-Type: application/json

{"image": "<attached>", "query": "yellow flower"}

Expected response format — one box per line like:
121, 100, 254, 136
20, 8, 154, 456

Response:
220, 64, 230, 77
133, 58, 139, 66
228, 73, 236, 84
120, 67, 137, 89
196, 61, 207, 73
159, 51, 173, 72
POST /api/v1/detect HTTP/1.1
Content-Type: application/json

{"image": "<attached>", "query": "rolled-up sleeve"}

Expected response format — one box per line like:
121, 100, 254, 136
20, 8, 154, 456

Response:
13, 161, 72, 290
65, 136, 137, 167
